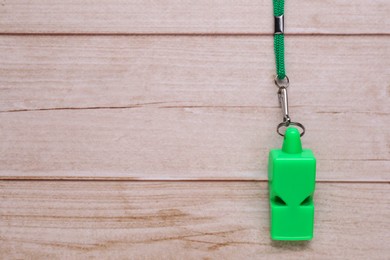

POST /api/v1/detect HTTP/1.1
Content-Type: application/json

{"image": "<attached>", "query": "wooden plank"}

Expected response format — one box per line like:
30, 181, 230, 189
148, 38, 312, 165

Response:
0, 35, 389, 181
0, 0, 388, 34
0, 181, 389, 258
0, 108, 389, 181
1, 35, 388, 112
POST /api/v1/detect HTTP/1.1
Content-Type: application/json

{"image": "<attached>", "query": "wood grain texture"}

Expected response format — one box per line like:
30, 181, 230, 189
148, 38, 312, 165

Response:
0, 1, 388, 258
1, 181, 389, 259
0, 36, 389, 181
0, 0, 389, 34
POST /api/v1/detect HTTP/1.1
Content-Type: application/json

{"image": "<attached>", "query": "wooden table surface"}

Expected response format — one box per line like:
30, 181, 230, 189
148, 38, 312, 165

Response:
1, 1, 389, 259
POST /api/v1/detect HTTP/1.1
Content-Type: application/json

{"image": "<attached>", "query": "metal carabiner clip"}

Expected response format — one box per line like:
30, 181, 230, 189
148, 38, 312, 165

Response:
278, 86, 291, 124
274, 76, 305, 137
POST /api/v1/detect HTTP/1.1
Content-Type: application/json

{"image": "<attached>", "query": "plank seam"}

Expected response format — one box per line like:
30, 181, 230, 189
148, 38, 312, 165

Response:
0, 33, 389, 37
0, 179, 388, 184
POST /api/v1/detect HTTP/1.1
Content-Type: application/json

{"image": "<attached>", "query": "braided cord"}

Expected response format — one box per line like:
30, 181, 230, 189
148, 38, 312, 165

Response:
273, 0, 286, 80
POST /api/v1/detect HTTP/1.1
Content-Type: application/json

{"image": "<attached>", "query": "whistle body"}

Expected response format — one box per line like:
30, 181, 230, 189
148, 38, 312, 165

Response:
268, 127, 316, 240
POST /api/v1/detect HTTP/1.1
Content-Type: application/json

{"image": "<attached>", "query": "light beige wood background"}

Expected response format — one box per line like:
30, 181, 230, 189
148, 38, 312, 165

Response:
0, 0, 389, 259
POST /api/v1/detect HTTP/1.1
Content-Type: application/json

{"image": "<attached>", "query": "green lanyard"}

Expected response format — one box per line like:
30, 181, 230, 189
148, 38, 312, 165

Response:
272, 0, 304, 136
273, 0, 286, 80
268, 0, 317, 241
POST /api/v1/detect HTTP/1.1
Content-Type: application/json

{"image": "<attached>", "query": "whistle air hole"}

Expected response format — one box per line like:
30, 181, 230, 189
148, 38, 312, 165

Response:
273, 196, 287, 206
300, 196, 313, 206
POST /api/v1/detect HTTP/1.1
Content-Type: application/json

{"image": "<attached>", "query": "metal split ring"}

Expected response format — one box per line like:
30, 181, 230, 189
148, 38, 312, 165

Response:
277, 121, 305, 137
274, 76, 289, 88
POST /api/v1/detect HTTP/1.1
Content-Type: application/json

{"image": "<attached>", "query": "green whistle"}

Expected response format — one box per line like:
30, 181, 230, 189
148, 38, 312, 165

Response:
268, 127, 316, 240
